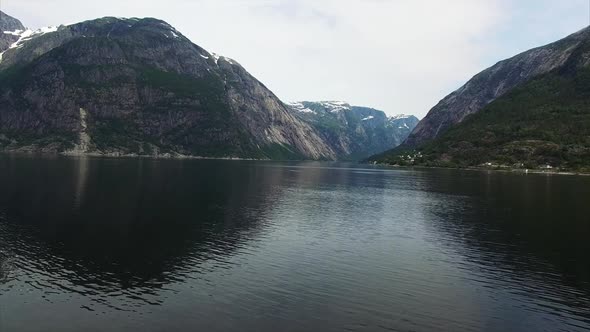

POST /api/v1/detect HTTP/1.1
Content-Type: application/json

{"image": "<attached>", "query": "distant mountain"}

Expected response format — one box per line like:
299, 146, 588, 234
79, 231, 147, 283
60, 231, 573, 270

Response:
0, 11, 25, 53
0, 11, 24, 32
0, 15, 338, 159
372, 27, 590, 171
287, 101, 418, 160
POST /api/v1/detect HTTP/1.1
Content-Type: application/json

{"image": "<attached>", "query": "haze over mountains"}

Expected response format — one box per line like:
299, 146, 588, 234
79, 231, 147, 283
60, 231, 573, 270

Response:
0, 11, 416, 160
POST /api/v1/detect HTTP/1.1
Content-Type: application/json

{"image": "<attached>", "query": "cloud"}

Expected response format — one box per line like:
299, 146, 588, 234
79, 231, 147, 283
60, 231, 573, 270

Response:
3, 0, 589, 117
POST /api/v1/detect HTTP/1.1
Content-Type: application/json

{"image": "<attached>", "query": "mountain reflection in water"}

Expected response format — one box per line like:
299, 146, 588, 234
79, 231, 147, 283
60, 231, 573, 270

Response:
0, 155, 589, 332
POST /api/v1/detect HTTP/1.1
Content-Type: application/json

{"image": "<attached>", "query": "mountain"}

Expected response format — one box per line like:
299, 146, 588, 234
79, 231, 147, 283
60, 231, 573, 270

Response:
0, 11, 24, 32
372, 27, 590, 172
287, 101, 418, 160
0, 14, 338, 160
0, 11, 25, 53
402, 27, 590, 148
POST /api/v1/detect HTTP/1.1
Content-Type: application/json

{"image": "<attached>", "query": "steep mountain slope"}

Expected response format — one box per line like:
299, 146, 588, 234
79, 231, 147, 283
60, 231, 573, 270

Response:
372, 31, 590, 172
402, 27, 590, 148
0, 11, 25, 53
0, 16, 337, 159
287, 101, 418, 160
0, 11, 23, 31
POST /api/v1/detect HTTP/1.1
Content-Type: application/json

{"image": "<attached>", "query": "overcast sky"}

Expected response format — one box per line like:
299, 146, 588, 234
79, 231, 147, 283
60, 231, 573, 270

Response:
3, 0, 589, 117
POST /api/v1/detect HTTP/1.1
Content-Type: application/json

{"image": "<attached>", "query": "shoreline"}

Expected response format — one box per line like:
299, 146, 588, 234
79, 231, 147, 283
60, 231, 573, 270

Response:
374, 163, 590, 177
0, 150, 267, 162
3, 151, 589, 176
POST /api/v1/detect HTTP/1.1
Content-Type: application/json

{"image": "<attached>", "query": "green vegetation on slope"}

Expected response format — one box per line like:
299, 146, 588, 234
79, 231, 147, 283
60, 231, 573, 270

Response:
373, 68, 590, 172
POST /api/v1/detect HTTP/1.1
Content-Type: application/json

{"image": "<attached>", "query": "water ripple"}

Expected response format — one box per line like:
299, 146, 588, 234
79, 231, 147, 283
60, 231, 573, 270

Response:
0, 158, 588, 331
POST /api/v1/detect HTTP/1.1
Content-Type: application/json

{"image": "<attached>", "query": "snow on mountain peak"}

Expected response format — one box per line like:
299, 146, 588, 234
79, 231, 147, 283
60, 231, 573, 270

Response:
2, 25, 60, 57
325, 101, 348, 106
389, 114, 412, 121
318, 101, 351, 113
286, 102, 316, 114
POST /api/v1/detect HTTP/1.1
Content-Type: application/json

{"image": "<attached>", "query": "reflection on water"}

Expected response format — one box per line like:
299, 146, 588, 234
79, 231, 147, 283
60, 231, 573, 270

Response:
417, 170, 590, 331
0, 155, 589, 331
0, 156, 284, 297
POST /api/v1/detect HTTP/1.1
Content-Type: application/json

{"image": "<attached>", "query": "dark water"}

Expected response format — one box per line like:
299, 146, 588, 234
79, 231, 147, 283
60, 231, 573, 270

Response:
0, 155, 589, 332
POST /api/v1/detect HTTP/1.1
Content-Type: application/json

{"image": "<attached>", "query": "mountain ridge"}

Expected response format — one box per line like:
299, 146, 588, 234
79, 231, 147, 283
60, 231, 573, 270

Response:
287, 101, 418, 160
401, 26, 590, 148
0, 11, 26, 54
0, 13, 419, 160
372, 27, 590, 171
0, 15, 341, 159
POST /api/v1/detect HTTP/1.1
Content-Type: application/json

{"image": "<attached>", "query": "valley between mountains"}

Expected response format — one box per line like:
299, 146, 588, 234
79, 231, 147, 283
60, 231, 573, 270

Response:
2, 10, 589, 171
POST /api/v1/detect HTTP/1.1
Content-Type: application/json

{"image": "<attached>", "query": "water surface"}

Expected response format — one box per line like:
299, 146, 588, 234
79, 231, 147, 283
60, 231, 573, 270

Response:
0, 155, 589, 331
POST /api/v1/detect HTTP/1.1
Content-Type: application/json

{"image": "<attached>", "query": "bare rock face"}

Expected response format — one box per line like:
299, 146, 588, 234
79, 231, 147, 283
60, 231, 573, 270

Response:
0, 11, 26, 53
0, 11, 24, 31
0, 16, 337, 160
403, 27, 590, 148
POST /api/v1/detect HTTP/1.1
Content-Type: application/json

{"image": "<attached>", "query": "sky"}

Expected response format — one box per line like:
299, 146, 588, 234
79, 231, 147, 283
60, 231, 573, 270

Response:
2, 0, 589, 118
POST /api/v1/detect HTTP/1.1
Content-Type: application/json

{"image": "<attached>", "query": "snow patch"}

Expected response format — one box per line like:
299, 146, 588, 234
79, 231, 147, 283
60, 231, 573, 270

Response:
286, 102, 316, 114
287, 101, 352, 114
158, 24, 182, 39
319, 101, 351, 113
299, 108, 315, 114
389, 114, 412, 121
200, 54, 210, 59
211, 53, 235, 65
362, 116, 375, 121
286, 102, 303, 107
38, 26, 58, 34
212, 53, 221, 64
114, 17, 139, 24
3, 30, 24, 36
1, 26, 60, 61
329, 101, 348, 106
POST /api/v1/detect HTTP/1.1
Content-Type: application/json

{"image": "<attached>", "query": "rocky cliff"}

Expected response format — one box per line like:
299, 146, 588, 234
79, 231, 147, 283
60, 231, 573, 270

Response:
373, 27, 590, 171
0, 11, 25, 53
403, 27, 590, 148
0, 11, 24, 32
0, 15, 337, 159
288, 101, 418, 159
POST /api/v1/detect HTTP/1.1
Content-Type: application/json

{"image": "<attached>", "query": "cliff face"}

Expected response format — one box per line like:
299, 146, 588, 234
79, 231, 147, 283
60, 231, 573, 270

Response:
0, 11, 25, 53
372, 28, 590, 171
288, 101, 418, 160
403, 27, 590, 148
0, 11, 24, 32
0, 16, 337, 159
